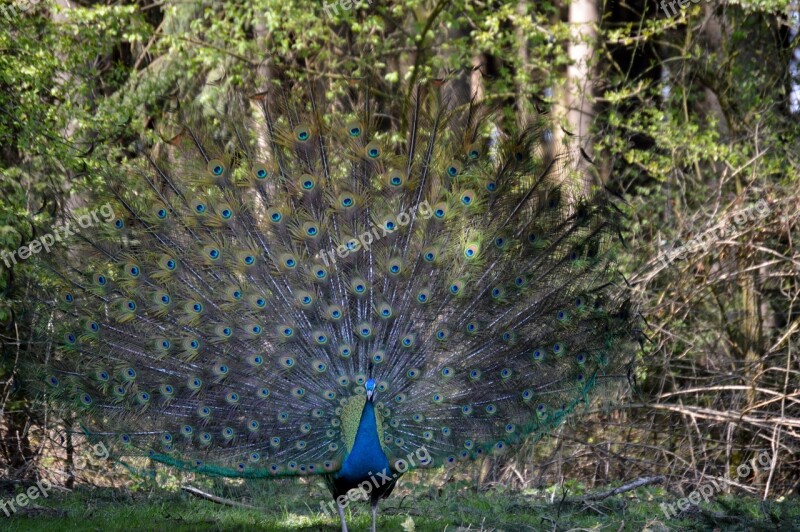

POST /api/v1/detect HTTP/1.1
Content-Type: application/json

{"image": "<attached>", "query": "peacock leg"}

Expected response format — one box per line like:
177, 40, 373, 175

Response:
371, 500, 378, 532
336, 501, 348, 532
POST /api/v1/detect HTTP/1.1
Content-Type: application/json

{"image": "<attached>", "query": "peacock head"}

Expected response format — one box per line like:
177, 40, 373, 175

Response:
365, 379, 376, 402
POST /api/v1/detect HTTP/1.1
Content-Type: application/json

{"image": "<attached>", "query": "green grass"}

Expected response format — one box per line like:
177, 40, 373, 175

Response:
2, 476, 798, 531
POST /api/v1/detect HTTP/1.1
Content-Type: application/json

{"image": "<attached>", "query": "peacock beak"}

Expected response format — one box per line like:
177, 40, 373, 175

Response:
366, 388, 375, 401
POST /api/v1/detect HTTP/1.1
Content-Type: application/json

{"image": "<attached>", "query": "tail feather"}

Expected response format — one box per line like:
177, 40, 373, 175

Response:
33, 79, 638, 478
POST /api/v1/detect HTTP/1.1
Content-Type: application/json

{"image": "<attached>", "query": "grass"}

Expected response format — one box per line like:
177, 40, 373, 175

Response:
2, 473, 799, 531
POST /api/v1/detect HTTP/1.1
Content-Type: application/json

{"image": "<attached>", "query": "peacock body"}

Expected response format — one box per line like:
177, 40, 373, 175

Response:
35, 79, 637, 531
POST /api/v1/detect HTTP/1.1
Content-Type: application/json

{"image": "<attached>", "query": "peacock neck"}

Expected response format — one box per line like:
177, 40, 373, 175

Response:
336, 400, 390, 483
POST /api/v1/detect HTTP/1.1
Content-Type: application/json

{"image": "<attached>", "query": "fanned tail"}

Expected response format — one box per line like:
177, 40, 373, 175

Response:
32, 78, 638, 478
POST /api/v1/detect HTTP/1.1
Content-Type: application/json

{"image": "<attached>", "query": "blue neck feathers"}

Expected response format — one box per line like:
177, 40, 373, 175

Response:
336, 400, 390, 482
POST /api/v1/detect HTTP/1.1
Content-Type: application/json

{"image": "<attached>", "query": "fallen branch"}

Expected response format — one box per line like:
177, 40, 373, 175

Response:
582, 476, 665, 501
180, 485, 256, 509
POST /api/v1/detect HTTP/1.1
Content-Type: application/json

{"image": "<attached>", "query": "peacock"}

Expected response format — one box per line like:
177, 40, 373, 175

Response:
33, 78, 638, 532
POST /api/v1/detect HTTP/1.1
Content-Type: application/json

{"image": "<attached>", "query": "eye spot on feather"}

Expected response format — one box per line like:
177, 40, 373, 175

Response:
208, 160, 225, 176
365, 142, 381, 159
294, 125, 311, 142
253, 164, 269, 180
446, 161, 461, 177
